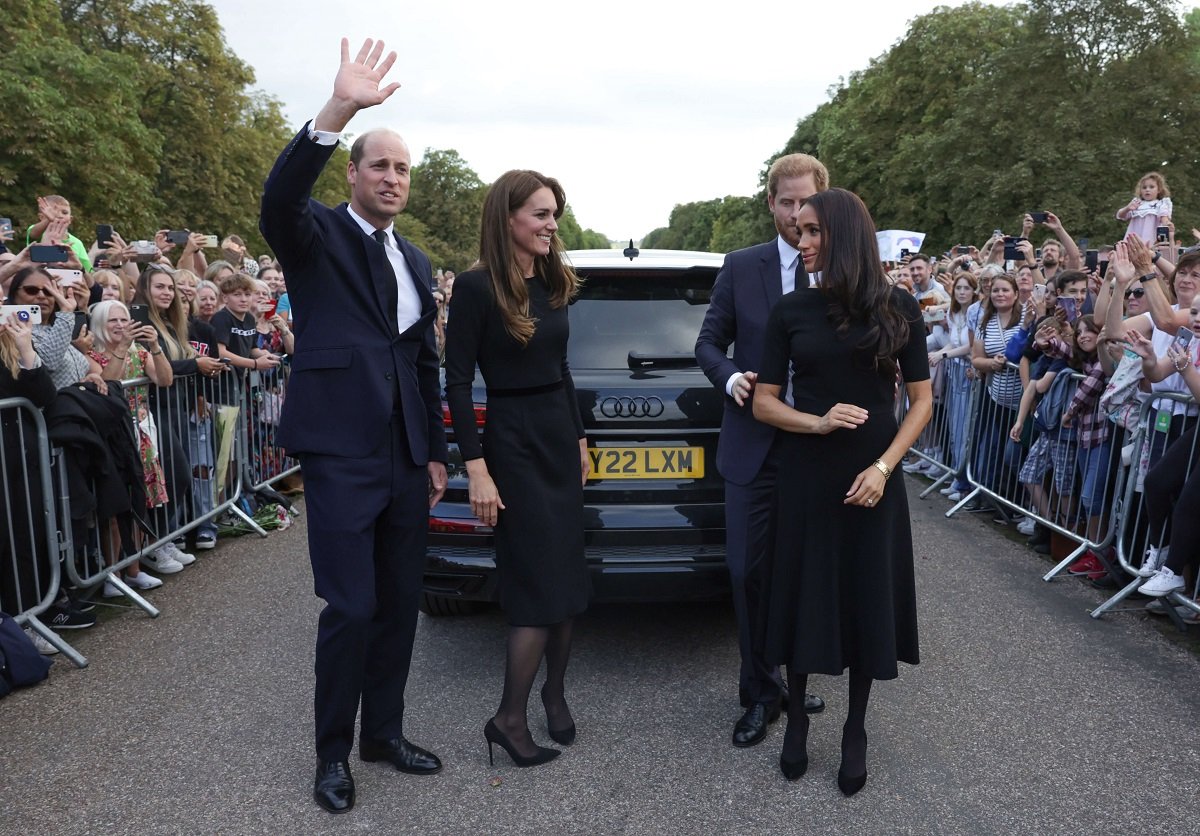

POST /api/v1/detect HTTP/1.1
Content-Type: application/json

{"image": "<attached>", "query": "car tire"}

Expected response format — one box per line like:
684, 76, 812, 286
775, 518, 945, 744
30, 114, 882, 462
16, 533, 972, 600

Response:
418, 593, 482, 617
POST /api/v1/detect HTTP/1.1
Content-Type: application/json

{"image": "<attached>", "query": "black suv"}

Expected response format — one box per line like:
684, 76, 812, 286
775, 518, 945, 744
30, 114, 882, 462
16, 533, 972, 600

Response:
422, 249, 728, 615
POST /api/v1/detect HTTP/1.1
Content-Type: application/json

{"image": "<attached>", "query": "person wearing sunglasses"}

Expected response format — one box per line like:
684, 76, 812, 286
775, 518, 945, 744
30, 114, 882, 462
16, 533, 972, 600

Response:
4, 266, 104, 391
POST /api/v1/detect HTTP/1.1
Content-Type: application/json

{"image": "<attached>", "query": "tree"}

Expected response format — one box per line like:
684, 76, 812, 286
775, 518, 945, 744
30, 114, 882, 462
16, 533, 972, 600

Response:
406, 148, 486, 270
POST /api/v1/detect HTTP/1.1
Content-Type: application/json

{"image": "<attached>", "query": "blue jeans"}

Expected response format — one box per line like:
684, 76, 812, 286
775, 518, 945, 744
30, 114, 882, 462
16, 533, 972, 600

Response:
946, 361, 973, 490
973, 400, 1022, 492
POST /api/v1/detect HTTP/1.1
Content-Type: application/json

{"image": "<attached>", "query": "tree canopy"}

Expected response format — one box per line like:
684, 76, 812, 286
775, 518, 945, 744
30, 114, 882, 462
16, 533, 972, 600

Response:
0, 1, 609, 271
642, 0, 1200, 256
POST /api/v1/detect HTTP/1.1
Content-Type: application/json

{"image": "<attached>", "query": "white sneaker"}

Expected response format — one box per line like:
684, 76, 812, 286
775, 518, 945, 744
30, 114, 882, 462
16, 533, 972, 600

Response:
946, 491, 963, 502
125, 571, 163, 591
901, 459, 926, 473
142, 546, 184, 574
102, 580, 123, 598
165, 541, 195, 566
24, 626, 58, 655
1139, 566, 1185, 597
1017, 516, 1038, 536
1139, 545, 1169, 578
939, 486, 956, 496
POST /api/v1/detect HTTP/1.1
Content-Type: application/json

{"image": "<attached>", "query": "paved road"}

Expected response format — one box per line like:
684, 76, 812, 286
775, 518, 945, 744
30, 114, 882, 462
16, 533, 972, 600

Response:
3, 478, 1200, 835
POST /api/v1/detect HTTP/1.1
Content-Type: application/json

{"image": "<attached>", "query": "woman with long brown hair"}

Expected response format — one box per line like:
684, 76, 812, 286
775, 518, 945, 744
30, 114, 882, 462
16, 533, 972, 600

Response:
752, 188, 931, 796
444, 169, 589, 768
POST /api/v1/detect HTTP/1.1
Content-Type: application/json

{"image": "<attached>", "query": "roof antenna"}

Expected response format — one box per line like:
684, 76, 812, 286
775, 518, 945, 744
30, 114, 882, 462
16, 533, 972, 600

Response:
623, 239, 639, 261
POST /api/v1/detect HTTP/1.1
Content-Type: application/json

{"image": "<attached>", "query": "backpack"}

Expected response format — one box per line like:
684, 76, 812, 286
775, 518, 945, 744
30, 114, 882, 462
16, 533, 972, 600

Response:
1033, 370, 1079, 438
0, 612, 53, 697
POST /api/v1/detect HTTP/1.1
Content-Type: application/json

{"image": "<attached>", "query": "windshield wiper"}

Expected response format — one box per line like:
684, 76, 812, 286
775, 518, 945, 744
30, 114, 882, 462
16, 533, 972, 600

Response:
628, 351, 698, 370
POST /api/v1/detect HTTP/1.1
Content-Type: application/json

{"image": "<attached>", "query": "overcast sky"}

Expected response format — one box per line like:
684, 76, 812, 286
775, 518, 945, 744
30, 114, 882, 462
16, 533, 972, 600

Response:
210, 0, 966, 242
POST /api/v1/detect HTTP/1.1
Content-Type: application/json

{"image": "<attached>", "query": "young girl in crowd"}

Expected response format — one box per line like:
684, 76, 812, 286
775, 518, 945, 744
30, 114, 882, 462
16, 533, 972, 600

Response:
931, 272, 977, 500
1116, 171, 1173, 244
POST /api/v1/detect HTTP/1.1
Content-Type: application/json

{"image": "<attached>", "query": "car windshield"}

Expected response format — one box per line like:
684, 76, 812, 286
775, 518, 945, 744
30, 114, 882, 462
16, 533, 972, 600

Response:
567, 268, 717, 369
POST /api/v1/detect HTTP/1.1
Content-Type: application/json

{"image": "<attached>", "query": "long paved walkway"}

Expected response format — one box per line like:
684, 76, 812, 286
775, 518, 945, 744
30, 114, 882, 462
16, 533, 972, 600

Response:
3, 479, 1199, 835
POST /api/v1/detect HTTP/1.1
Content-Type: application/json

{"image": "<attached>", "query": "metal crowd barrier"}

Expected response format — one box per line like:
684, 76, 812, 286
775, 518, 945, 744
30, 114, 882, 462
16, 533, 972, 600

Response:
243, 363, 299, 492
916, 360, 1129, 583
0, 397, 84, 666
899, 356, 972, 498
1090, 392, 1200, 623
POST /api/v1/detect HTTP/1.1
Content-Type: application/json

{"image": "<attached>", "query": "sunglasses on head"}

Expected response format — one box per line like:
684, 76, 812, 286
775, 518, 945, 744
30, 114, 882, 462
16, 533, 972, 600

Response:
1124, 288, 1146, 299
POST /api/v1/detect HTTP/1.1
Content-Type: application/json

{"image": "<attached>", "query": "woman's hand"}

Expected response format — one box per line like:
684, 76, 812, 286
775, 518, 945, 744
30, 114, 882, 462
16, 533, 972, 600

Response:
1124, 329, 1155, 360
1, 313, 37, 366
1127, 234, 1154, 274
131, 323, 159, 347
817, 403, 868, 434
579, 438, 590, 487
71, 323, 94, 355
47, 281, 76, 313
1167, 344, 1192, 373
82, 371, 108, 395
844, 464, 886, 507
928, 351, 942, 368
991, 353, 1007, 372
466, 461, 505, 526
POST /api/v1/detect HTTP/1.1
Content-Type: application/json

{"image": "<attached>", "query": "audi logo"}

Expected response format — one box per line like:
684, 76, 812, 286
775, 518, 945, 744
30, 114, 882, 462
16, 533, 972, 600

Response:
600, 396, 665, 418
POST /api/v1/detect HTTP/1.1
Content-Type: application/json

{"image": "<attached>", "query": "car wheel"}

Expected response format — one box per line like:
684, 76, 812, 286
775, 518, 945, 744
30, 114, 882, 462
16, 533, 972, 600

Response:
418, 593, 482, 617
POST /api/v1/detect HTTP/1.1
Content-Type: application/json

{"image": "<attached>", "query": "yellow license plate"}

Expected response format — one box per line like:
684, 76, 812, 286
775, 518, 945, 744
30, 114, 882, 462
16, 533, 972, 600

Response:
586, 446, 704, 480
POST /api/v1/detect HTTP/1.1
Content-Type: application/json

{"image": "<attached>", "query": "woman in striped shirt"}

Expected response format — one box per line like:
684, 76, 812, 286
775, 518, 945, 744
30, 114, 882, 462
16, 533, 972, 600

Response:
971, 273, 1024, 491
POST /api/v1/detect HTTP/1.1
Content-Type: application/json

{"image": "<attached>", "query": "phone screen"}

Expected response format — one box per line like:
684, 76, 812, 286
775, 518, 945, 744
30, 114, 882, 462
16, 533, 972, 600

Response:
72, 311, 88, 339
1057, 297, 1079, 324
1174, 328, 1195, 351
130, 305, 153, 327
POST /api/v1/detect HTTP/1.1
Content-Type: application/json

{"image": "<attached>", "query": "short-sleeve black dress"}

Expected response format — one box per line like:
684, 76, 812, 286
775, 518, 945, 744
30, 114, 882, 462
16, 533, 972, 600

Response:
756, 287, 928, 680
443, 269, 590, 626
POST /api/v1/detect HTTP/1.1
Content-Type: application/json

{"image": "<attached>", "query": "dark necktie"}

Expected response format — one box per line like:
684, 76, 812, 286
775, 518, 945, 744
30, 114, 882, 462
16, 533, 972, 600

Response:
372, 229, 389, 248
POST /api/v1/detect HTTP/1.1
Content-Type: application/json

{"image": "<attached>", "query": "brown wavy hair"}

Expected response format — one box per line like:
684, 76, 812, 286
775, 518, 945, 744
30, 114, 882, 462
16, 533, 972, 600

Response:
474, 170, 579, 345
133, 264, 195, 361
806, 188, 910, 376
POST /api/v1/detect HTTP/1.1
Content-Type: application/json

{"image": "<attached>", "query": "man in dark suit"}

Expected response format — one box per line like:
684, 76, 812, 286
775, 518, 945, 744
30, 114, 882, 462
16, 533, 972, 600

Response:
259, 38, 447, 814
695, 154, 830, 749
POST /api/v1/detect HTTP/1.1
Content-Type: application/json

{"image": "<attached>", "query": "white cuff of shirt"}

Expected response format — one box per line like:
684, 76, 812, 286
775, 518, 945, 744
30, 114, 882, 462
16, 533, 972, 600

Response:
307, 119, 340, 146
17, 355, 42, 371
725, 371, 743, 397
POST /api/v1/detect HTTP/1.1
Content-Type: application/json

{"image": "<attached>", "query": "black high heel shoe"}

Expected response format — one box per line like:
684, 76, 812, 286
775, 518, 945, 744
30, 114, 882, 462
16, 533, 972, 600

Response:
837, 731, 867, 797
540, 684, 576, 746
484, 719, 560, 767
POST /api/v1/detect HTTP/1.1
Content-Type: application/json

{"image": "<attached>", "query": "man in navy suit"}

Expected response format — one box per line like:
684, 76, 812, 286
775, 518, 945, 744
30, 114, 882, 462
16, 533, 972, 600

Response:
259, 38, 447, 814
695, 153, 830, 749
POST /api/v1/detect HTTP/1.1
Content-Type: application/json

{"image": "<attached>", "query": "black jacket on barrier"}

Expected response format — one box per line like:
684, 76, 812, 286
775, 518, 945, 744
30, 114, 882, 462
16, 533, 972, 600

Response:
43, 382, 147, 547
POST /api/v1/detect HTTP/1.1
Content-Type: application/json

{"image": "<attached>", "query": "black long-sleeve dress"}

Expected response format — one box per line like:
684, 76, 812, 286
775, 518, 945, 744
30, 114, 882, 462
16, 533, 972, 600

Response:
757, 287, 928, 680
443, 270, 589, 626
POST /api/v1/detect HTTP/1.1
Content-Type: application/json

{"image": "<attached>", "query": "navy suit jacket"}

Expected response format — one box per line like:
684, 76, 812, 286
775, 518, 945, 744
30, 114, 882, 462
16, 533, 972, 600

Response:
695, 240, 807, 486
259, 125, 446, 464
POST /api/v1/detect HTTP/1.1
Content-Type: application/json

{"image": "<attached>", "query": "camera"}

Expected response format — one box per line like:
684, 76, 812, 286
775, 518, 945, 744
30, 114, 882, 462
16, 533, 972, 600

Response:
955, 246, 970, 255
131, 240, 158, 262
1030, 211, 1049, 224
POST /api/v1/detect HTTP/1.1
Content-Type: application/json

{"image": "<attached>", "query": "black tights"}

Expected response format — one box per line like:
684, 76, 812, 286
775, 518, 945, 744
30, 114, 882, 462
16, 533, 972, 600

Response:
783, 669, 873, 777
1144, 426, 1200, 575
493, 620, 574, 757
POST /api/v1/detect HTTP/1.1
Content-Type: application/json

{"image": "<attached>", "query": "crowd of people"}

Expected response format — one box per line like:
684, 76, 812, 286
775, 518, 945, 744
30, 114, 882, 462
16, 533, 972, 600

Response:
893, 172, 1200, 615
0, 196, 303, 654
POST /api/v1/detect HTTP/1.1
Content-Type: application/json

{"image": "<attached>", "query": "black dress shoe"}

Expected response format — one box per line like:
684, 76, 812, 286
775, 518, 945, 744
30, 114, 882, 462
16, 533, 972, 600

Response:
732, 701, 781, 748
314, 760, 354, 814
360, 736, 443, 775
802, 693, 825, 713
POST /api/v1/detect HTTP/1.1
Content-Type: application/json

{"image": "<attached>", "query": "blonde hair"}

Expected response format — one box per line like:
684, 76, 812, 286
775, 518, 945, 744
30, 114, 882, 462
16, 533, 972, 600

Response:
767, 153, 830, 197
0, 331, 19, 377
1138, 171, 1170, 198
133, 265, 195, 361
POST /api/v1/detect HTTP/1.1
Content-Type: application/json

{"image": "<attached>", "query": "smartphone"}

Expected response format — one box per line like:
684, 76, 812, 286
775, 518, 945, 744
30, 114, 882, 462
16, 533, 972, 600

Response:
1085, 249, 1099, 272
72, 311, 88, 339
203, 234, 219, 248
1099, 260, 1110, 278
0, 218, 13, 239
47, 268, 84, 287
1057, 297, 1079, 324
956, 246, 970, 255
0, 304, 43, 325
258, 300, 278, 317
1156, 226, 1170, 244
130, 304, 153, 327
1077, 237, 1089, 250
899, 248, 910, 259
1031, 211, 1049, 223
1003, 236, 1024, 261
1174, 328, 1195, 351
1035, 248, 1042, 260
218, 357, 232, 365
164, 229, 190, 246
96, 224, 114, 248
1032, 284, 1046, 302
993, 229, 1003, 238
30, 244, 71, 263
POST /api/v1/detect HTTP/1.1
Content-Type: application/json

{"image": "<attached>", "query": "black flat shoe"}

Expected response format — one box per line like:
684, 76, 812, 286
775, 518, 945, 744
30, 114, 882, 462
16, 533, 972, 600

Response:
484, 718, 560, 767
541, 684, 576, 746
780, 754, 809, 781
732, 701, 781, 748
313, 760, 354, 814
802, 693, 825, 714
360, 736, 443, 775
837, 768, 867, 797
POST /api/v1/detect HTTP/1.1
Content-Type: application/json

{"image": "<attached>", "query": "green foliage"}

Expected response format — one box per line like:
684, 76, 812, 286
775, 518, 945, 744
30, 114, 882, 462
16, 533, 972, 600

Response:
643, 196, 772, 253
778, 0, 1200, 254
557, 206, 610, 250
0, 1, 607, 275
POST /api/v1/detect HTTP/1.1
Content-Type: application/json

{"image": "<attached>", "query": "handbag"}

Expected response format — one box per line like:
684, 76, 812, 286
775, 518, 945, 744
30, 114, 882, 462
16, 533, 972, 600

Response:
0, 612, 53, 697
